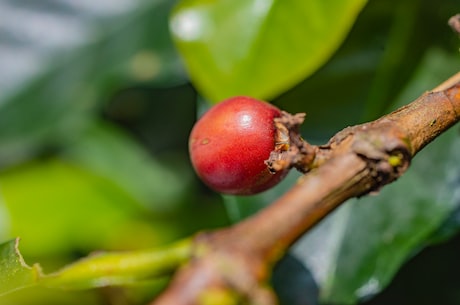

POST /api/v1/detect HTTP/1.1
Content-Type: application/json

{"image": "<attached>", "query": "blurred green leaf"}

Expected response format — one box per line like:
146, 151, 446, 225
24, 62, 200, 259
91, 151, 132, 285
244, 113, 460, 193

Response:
223, 171, 302, 223
0, 158, 167, 257
275, 0, 460, 142
294, 129, 460, 304
272, 253, 319, 305
0, 0, 186, 166
429, 205, 460, 244
0, 238, 41, 296
0, 198, 10, 242
62, 122, 191, 213
170, 0, 367, 102
1, 287, 101, 305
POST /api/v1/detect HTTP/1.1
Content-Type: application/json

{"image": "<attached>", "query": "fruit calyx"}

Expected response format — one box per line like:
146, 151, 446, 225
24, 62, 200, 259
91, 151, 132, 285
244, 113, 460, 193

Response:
265, 111, 316, 174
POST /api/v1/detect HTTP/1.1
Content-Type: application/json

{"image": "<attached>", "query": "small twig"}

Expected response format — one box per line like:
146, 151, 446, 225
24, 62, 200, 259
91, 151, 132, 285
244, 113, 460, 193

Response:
151, 74, 460, 305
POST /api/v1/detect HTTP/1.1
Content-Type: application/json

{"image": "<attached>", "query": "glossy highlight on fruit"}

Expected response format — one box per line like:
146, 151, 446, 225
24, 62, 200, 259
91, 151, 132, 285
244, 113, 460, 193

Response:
189, 96, 288, 195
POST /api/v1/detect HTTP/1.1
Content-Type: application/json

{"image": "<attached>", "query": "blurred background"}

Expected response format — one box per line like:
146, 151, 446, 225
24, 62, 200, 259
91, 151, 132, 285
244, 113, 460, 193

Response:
0, 0, 459, 304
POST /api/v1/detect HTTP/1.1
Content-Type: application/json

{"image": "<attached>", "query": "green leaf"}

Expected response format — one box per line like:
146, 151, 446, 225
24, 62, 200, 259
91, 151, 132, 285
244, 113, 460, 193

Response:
0, 158, 165, 257
62, 122, 191, 213
170, 0, 367, 102
0, 237, 191, 296
0, 0, 186, 166
0, 288, 102, 305
0, 238, 42, 295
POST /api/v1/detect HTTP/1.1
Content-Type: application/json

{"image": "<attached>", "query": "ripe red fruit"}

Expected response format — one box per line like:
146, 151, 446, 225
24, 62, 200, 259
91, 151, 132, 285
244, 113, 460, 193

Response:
189, 96, 288, 195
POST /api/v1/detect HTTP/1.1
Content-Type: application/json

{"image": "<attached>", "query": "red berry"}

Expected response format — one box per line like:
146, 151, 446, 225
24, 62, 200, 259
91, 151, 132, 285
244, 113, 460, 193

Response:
189, 96, 289, 195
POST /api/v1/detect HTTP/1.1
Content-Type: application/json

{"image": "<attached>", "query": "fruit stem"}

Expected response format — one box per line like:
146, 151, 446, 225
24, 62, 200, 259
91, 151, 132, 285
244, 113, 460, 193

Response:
266, 111, 316, 174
